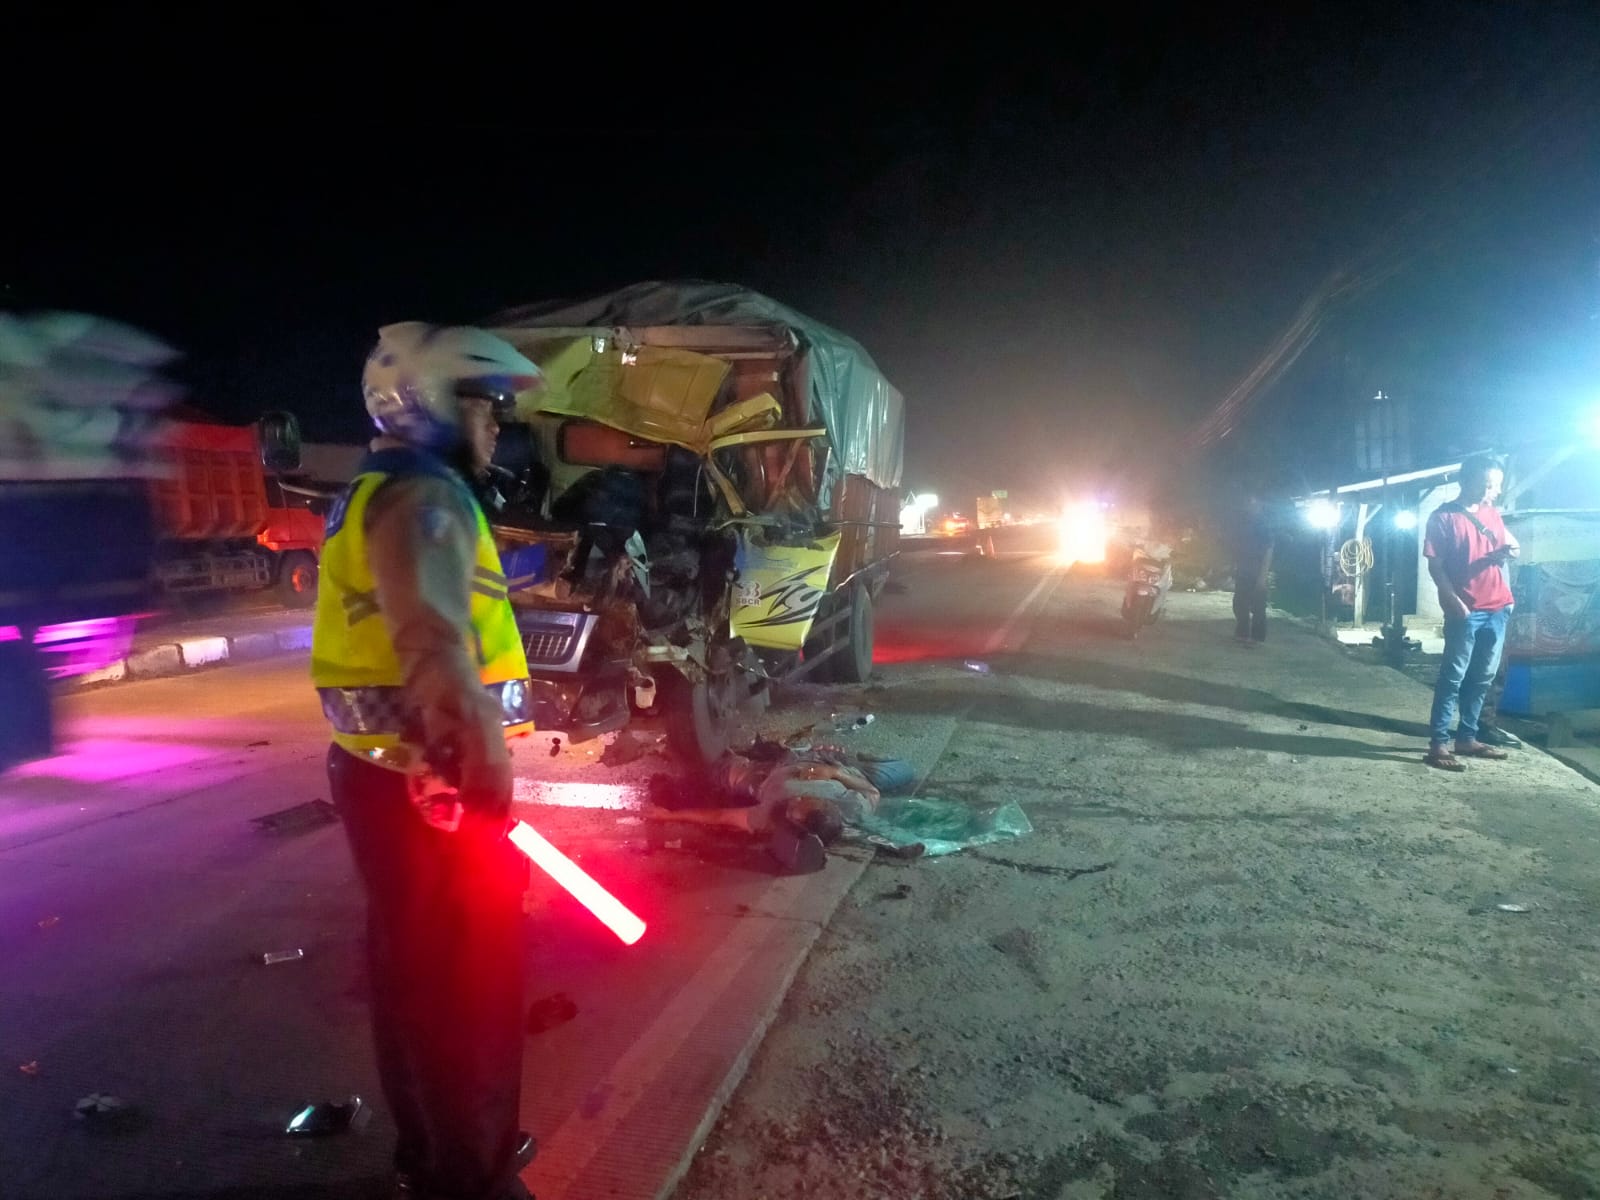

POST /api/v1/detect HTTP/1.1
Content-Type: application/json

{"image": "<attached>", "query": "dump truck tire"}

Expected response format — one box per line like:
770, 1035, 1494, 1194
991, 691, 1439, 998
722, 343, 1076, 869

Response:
275, 551, 319, 609
833, 583, 875, 684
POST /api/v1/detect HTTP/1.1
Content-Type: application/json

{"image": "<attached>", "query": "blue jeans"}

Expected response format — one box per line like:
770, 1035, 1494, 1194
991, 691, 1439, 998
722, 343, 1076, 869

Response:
1429, 607, 1511, 746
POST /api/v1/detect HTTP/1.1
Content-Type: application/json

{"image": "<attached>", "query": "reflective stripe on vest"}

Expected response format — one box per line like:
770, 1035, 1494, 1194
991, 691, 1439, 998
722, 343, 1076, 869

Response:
310, 447, 531, 769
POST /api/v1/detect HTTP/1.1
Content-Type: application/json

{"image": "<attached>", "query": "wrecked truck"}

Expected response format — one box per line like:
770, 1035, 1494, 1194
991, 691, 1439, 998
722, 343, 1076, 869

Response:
482, 281, 905, 765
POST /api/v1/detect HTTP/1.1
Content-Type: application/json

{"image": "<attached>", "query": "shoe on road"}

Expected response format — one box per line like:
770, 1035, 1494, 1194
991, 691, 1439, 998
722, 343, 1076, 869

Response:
1478, 724, 1522, 749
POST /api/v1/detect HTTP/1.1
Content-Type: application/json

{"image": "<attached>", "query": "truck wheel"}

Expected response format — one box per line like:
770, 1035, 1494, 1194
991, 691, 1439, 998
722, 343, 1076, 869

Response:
0, 640, 54, 772
664, 670, 737, 766
833, 583, 875, 684
275, 551, 319, 609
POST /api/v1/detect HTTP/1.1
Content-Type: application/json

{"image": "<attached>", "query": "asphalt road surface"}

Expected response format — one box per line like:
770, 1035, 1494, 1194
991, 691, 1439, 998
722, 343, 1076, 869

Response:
10, 541, 1600, 1200
0, 543, 1065, 1200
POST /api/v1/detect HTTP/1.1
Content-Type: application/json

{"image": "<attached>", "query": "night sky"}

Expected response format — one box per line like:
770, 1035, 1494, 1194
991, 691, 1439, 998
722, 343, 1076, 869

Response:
10, 6, 1599, 512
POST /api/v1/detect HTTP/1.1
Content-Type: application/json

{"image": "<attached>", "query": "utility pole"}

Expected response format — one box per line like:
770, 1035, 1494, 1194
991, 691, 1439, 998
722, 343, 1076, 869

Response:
1365, 388, 1420, 666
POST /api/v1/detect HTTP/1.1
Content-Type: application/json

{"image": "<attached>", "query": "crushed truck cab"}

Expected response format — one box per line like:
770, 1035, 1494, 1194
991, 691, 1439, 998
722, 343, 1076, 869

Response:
484, 281, 905, 765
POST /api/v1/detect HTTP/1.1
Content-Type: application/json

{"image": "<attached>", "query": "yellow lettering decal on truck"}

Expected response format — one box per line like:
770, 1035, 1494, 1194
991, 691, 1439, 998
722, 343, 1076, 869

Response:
730, 532, 842, 650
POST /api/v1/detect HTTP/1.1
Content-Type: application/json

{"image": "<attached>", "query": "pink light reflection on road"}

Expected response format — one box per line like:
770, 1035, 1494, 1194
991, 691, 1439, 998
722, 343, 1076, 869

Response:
51, 714, 277, 744
6, 737, 213, 784
7, 712, 297, 787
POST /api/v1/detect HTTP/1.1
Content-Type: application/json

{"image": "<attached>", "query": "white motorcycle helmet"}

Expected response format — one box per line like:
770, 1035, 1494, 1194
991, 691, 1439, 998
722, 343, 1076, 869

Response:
361, 322, 543, 452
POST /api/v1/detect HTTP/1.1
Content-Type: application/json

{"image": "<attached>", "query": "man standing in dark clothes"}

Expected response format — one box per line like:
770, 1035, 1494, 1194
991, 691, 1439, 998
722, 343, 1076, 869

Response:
1230, 489, 1274, 645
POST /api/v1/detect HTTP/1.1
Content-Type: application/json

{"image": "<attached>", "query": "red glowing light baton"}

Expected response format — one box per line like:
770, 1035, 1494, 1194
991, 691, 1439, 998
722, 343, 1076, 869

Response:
508, 821, 646, 945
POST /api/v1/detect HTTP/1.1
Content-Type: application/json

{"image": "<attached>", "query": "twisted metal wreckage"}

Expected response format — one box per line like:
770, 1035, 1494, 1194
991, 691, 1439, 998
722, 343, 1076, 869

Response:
480, 281, 907, 766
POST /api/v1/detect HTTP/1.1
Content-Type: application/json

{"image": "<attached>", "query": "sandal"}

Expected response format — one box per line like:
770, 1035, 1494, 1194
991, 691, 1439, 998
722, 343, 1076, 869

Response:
1455, 741, 1509, 760
1425, 748, 1467, 772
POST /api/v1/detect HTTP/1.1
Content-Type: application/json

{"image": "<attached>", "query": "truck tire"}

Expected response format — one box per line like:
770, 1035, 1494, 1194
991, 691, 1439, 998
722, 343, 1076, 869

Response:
275, 551, 319, 609
833, 583, 875, 684
0, 640, 53, 772
664, 669, 737, 767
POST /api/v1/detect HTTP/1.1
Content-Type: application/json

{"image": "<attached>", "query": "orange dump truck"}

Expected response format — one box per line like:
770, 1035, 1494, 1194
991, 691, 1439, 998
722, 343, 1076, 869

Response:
147, 416, 324, 607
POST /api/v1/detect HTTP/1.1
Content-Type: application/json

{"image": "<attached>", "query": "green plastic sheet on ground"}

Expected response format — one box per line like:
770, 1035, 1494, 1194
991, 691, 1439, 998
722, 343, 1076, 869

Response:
847, 796, 1033, 858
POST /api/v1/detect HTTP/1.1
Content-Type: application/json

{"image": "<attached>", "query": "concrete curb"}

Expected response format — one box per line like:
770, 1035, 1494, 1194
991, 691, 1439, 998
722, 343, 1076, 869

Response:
63, 624, 314, 691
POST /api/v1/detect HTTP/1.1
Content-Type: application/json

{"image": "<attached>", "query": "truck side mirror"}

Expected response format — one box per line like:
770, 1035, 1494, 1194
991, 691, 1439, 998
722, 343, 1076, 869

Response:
258, 411, 303, 473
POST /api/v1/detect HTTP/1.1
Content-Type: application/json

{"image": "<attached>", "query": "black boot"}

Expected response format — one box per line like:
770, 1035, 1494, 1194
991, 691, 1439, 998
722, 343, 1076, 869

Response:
393, 1133, 535, 1199
515, 1131, 537, 1168
1479, 723, 1522, 749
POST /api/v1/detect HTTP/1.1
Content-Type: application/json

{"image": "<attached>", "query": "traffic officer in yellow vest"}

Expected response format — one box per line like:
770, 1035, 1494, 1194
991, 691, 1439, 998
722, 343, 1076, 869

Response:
312, 322, 542, 1200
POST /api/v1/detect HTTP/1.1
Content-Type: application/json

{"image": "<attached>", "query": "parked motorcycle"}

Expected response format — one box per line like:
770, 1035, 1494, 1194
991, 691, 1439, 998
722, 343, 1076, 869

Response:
1121, 542, 1172, 638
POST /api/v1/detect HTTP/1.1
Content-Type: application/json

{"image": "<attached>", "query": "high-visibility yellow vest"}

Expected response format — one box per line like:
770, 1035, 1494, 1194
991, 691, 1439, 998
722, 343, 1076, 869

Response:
311, 447, 532, 772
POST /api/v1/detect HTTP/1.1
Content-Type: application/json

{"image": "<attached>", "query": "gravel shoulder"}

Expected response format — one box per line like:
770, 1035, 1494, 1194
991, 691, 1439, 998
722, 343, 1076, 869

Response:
676, 577, 1600, 1200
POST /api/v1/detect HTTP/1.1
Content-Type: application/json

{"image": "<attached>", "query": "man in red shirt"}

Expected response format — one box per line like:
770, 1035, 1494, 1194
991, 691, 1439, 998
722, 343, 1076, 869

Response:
1422, 455, 1520, 771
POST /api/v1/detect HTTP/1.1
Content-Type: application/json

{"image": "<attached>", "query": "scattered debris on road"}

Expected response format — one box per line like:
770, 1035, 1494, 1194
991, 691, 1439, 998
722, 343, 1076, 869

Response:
601, 729, 666, 767
966, 853, 1113, 881
19, 1061, 39, 1076
769, 823, 828, 873
250, 799, 338, 834
73, 1093, 142, 1133
259, 949, 305, 966
869, 838, 926, 860
284, 1095, 369, 1136
527, 992, 579, 1035
1468, 898, 1539, 916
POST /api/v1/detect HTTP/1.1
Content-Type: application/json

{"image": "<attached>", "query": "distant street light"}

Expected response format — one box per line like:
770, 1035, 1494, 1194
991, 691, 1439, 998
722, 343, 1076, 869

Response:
1305, 498, 1342, 530
1394, 510, 1418, 531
